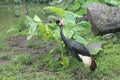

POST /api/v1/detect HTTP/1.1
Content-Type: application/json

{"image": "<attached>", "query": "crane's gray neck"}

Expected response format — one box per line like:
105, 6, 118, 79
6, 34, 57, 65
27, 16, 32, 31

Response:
60, 27, 68, 45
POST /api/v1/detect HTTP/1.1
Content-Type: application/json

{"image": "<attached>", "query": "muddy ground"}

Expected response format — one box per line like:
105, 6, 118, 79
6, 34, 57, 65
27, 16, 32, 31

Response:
5, 36, 57, 54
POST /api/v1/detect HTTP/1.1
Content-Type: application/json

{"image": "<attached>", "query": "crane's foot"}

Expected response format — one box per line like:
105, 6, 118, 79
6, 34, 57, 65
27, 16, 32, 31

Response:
72, 66, 85, 79
79, 66, 85, 79
79, 66, 83, 72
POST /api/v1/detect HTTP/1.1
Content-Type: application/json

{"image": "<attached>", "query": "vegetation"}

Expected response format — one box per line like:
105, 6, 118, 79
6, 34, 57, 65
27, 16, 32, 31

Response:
0, 0, 120, 80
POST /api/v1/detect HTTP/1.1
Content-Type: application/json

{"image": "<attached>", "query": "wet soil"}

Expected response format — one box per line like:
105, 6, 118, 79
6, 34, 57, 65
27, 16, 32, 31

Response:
5, 36, 57, 54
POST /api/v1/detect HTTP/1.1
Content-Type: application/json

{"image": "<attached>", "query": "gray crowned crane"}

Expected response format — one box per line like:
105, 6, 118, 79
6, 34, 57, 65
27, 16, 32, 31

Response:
56, 20, 97, 71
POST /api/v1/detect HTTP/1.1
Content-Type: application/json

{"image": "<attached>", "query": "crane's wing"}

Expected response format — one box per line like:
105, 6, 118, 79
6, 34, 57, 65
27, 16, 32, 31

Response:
70, 49, 82, 62
70, 40, 91, 56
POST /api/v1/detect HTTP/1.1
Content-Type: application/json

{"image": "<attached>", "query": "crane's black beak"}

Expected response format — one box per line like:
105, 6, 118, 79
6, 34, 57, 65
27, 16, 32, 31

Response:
56, 20, 60, 25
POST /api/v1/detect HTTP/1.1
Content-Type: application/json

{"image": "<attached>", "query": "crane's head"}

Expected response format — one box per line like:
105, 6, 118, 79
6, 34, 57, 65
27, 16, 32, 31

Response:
56, 20, 64, 27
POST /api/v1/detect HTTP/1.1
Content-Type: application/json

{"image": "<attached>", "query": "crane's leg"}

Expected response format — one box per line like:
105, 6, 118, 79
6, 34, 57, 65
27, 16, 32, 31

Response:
72, 65, 84, 79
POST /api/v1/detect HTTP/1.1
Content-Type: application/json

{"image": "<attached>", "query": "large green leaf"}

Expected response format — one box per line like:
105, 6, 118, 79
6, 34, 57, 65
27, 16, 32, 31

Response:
76, 21, 91, 33
53, 28, 61, 40
27, 22, 38, 40
45, 25, 49, 34
63, 29, 74, 39
26, 15, 39, 40
26, 15, 33, 24
33, 15, 42, 22
67, 1, 80, 11
63, 13, 76, 27
77, 21, 91, 28
43, 6, 66, 16
37, 24, 53, 40
64, 11, 80, 21
26, 15, 53, 40
74, 34, 89, 45
61, 57, 69, 68
64, 12, 81, 26
82, 0, 95, 8
105, 0, 120, 6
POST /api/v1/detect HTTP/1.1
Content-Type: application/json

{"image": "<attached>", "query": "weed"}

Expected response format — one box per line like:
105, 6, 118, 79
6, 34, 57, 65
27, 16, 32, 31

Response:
13, 63, 26, 72
27, 41, 45, 49
0, 53, 10, 61
0, 39, 10, 51
13, 53, 33, 65
103, 40, 120, 55
37, 49, 62, 71
0, 2, 120, 80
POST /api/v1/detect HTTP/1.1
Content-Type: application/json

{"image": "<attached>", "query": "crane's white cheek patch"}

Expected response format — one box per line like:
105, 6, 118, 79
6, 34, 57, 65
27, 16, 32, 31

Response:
78, 54, 92, 67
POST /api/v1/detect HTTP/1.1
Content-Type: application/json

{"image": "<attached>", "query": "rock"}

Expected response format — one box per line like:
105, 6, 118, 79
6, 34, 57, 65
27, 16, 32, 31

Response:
102, 33, 119, 44
102, 33, 116, 40
87, 3, 120, 35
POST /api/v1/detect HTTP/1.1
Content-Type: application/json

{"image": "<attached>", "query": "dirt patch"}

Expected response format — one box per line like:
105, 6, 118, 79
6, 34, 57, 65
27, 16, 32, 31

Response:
5, 36, 57, 54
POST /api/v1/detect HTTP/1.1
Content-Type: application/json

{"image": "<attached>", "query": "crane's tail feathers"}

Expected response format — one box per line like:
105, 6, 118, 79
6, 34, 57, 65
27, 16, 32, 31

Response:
90, 58, 97, 71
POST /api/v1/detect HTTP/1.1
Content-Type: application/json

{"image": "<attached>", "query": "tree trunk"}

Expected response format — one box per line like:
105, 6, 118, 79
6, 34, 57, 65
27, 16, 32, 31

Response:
22, 0, 29, 15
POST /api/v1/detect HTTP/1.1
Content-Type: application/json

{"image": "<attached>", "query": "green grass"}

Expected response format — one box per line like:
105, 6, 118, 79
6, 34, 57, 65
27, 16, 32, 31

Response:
0, 21, 10, 51
0, 5, 120, 79
13, 53, 33, 65
0, 38, 10, 51
0, 24, 120, 79
27, 41, 46, 49
0, 30, 120, 80
0, 40, 120, 80
0, 53, 10, 61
